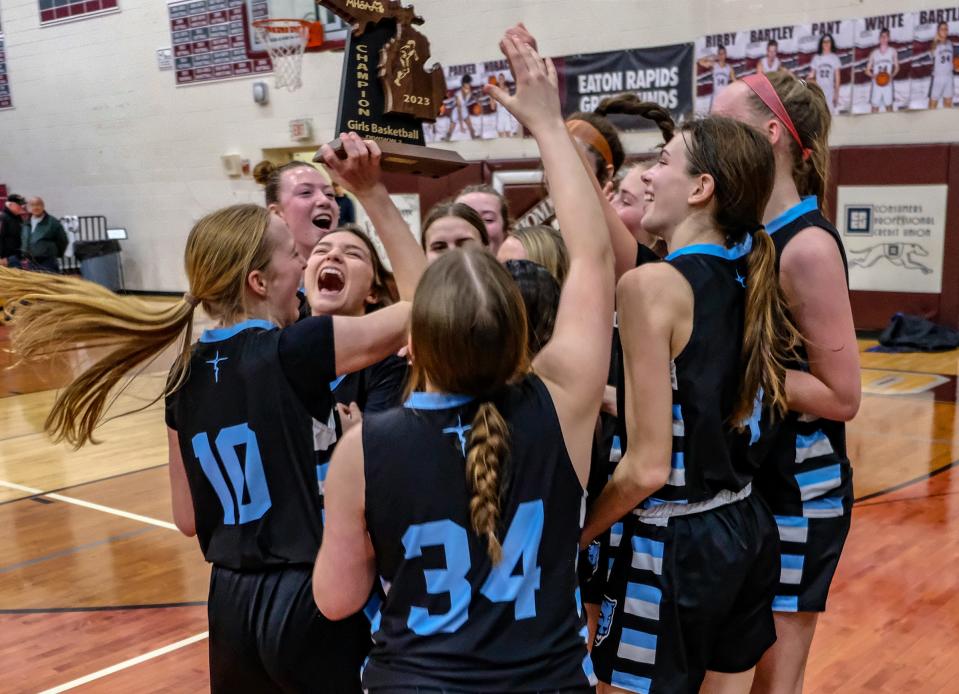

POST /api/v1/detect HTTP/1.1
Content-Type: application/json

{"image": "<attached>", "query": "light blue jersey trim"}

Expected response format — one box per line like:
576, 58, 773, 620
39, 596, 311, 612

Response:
403, 392, 474, 410
665, 232, 753, 262
199, 319, 277, 343
766, 196, 818, 235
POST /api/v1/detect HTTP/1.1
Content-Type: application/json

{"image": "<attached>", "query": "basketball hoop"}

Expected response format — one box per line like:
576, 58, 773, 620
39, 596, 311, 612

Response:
253, 18, 318, 91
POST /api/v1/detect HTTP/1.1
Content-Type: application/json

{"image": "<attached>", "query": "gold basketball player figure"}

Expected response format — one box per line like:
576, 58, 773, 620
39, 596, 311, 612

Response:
394, 39, 418, 86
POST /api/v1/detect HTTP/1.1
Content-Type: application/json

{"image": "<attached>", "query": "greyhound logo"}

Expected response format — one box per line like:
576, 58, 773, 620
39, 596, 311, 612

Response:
594, 596, 617, 646
847, 243, 933, 275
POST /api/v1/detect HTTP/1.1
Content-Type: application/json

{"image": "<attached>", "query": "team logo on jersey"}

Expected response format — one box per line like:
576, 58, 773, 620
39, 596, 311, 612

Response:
442, 415, 472, 457
205, 351, 228, 384
594, 596, 617, 646
587, 540, 601, 577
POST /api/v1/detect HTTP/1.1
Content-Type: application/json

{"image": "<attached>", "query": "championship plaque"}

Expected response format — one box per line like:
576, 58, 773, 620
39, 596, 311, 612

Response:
315, 0, 468, 177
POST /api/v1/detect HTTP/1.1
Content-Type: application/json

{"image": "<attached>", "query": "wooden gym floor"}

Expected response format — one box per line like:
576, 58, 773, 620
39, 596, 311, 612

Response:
1, 305, 958, 692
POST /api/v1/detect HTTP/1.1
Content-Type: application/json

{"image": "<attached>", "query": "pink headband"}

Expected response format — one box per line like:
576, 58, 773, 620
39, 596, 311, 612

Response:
742, 72, 812, 161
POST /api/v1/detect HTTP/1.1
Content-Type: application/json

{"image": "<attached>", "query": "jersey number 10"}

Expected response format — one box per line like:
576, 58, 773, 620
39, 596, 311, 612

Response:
401, 500, 545, 636
192, 423, 272, 525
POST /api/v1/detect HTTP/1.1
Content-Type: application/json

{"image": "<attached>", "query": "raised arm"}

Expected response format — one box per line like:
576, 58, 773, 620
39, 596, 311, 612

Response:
332, 302, 410, 376
487, 34, 614, 486
317, 133, 426, 302
572, 137, 645, 280
780, 227, 860, 421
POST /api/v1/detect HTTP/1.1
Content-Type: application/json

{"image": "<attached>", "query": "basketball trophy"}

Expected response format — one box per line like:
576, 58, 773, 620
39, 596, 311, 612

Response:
315, 0, 467, 177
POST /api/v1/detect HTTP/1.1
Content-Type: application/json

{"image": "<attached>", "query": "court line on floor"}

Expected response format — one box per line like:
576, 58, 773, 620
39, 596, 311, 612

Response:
0, 601, 206, 615
38, 631, 209, 693
0, 480, 178, 531
0, 463, 167, 507
0, 400, 164, 444
855, 459, 958, 504
0, 526, 154, 574
856, 489, 959, 509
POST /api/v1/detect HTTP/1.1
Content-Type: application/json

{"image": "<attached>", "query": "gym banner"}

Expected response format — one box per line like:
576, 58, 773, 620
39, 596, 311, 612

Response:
696, 7, 958, 117
696, 21, 855, 116
838, 185, 948, 294
554, 43, 694, 130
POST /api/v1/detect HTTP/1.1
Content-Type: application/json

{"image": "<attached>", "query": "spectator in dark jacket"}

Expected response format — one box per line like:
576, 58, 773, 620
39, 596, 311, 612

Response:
0, 193, 26, 268
22, 197, 68, 273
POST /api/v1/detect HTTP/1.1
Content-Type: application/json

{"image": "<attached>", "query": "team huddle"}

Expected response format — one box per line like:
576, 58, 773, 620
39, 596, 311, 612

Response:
0, 24, 859, 694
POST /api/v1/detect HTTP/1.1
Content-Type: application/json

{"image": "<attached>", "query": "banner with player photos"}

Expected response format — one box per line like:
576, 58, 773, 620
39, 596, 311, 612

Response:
910, 7, 959, 110
424, 59, 520, 143
696, 21, 855, 116
696, 6, 958, 116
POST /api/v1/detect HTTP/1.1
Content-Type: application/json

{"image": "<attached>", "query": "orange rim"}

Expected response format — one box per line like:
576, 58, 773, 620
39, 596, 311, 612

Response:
252, 18, 310, 33
253, 18, 323, 48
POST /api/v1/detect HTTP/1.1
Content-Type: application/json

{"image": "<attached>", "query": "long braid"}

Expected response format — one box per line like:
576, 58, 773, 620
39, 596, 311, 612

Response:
596, 94, 676, 143
465, 401, 510, 564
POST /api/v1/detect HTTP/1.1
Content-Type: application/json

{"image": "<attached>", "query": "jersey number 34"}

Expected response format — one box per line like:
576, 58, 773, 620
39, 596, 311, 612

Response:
401, 500, 545, 636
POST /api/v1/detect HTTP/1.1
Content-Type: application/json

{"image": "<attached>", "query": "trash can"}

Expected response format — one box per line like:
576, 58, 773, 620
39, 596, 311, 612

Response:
74, 239, 122, 291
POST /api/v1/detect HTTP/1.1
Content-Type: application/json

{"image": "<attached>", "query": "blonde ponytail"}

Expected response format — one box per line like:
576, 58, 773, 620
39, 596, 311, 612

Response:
1, 203, 279, 448
0, 267, 197, 446
466, 401, 510, 564
734, 230, 801, 423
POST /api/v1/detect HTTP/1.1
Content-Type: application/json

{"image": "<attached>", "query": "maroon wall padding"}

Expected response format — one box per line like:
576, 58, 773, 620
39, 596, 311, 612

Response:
941, 144, 959, 330
406, 144, 957, 330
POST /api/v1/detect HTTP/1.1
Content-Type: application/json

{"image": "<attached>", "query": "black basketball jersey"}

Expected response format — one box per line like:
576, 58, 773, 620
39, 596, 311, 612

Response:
316, 355, 409, 529
756, 196, 852, 516
332, 354, 408, 414
361, 375, 596, 691
165, 317, 338, 570
638, 238, 759, 508
612, 243, 666, 459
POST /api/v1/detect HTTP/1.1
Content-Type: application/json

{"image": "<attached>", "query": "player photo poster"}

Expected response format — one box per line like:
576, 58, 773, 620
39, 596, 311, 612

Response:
554, 43, 694, 130
745, 24, 801, 80
424, 59, 520, 143
851, 12, 913, 114
794, 19, 855, 115
909, 7, 959, 110
695, 31, 749, 116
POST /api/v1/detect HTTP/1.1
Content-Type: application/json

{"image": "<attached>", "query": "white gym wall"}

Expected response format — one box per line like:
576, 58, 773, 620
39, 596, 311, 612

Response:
0, 0, 954, 291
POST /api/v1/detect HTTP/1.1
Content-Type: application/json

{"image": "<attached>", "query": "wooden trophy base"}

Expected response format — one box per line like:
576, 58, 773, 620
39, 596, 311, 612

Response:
317, 138, 468, 178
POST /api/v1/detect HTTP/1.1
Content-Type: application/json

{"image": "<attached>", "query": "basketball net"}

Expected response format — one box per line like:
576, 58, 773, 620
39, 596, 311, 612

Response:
253, 19, 310, 91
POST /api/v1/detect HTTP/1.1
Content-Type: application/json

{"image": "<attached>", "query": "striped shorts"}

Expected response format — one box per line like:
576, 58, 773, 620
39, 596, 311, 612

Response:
591, 492, 778, 693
